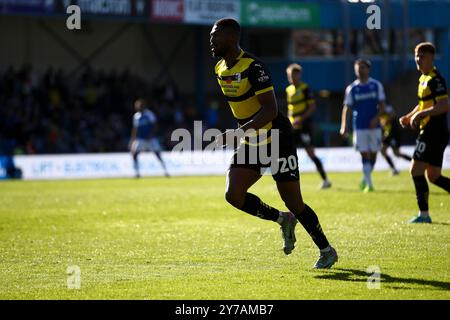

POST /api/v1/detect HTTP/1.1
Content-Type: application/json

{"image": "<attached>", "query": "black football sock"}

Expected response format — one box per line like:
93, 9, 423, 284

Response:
383, 154, 395, 170
311, 156, 327, 181
240, 193, 280, 222
294, 204, 330, 250
432, 175, 450, 193
399, 154, 412, 161
413, 175, 429, 211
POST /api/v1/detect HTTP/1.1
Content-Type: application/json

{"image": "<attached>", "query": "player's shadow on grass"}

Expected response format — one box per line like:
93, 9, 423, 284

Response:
314, 268, 450, 291
332, 187, 412, 195
334, 187, 449, 196
430, 221, 450, 226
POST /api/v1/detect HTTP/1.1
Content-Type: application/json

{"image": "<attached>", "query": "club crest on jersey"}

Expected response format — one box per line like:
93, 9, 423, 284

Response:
236, 72, 241, 83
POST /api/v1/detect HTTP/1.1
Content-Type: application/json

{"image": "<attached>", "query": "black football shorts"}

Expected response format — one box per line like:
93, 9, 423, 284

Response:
413, 130, 449, 167
229, 134, 300, 182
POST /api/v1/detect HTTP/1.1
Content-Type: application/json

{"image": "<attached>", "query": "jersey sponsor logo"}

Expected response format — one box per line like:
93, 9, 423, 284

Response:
223, 73, 242, 84
435, 79, 446, 93
254, 67, 269, 83
258, 69, 269, 83
354, 91, 377, 101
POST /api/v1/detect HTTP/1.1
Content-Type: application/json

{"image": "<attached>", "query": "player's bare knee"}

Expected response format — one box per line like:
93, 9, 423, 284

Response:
426, 170, 440, 183
410, 168, 421, 177
409, 165, 418, 176
410, 161, 427, 177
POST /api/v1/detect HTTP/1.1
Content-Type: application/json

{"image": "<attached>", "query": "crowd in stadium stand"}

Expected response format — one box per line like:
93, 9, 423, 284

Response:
0, 65, 199, 155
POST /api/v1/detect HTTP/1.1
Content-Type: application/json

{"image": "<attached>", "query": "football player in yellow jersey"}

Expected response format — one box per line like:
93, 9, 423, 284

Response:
285, 63, 331, 189
399, 42, 450, 223
379, 103, 412, 176
210, 18, 337, 267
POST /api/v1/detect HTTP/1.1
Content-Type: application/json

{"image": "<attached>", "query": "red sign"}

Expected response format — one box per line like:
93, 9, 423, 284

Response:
151, 0, 184, 22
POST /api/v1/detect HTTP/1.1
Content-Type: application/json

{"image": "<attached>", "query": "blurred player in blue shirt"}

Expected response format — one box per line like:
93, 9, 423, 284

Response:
340, 59, 385, 192
129, 98, 169, 178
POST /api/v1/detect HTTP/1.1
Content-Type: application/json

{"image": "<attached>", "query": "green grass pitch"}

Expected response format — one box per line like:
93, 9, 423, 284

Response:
0, 170, 449, 299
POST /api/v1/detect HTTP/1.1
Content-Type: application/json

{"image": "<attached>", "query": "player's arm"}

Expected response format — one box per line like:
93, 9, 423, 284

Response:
129, 126, 137, 150
370, 100, 385, 129
340, 104, 351, 137
129, 114, 139, 150
216, 91, 276, 146
409, 77, 449, 129
240, 90, 277, 132
149, 112, 158, 138
239, 61, 277, 134
387, 108, 396, 124
410, 98, 449, 129
298, 86, 316, 123
399, 104, 420, 128
340, 85, 353, 137
370, 82, 386, 128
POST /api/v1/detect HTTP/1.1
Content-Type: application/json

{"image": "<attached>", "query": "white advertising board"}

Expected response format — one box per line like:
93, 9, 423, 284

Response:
184, 0, 240, 25
13, 146, 450, 180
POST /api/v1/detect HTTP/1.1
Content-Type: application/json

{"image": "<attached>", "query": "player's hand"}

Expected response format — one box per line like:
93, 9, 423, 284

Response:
369, 117, 379, 129
409, 112, 423, 130
292, 117, 303, 129
340, 126, 348, 138
399, 116, 410, 128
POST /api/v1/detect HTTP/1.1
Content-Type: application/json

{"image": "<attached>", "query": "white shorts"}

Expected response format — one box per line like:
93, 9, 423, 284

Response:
131, 138, 162, 153
353, 129, 382, 153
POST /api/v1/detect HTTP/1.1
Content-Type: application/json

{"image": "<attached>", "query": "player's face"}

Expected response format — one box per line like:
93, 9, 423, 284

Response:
354, 63, 369, 80
134, 101, 144, 112
415, 50, 433, 73
288, 70, 301, 85
210, 25, 229, 58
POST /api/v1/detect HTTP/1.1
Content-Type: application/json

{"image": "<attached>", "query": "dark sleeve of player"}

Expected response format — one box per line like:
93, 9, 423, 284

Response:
429, 75, 448, 99
304, 85, 311, 100
304, 85, 316, 104
247, 61, 273, 94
